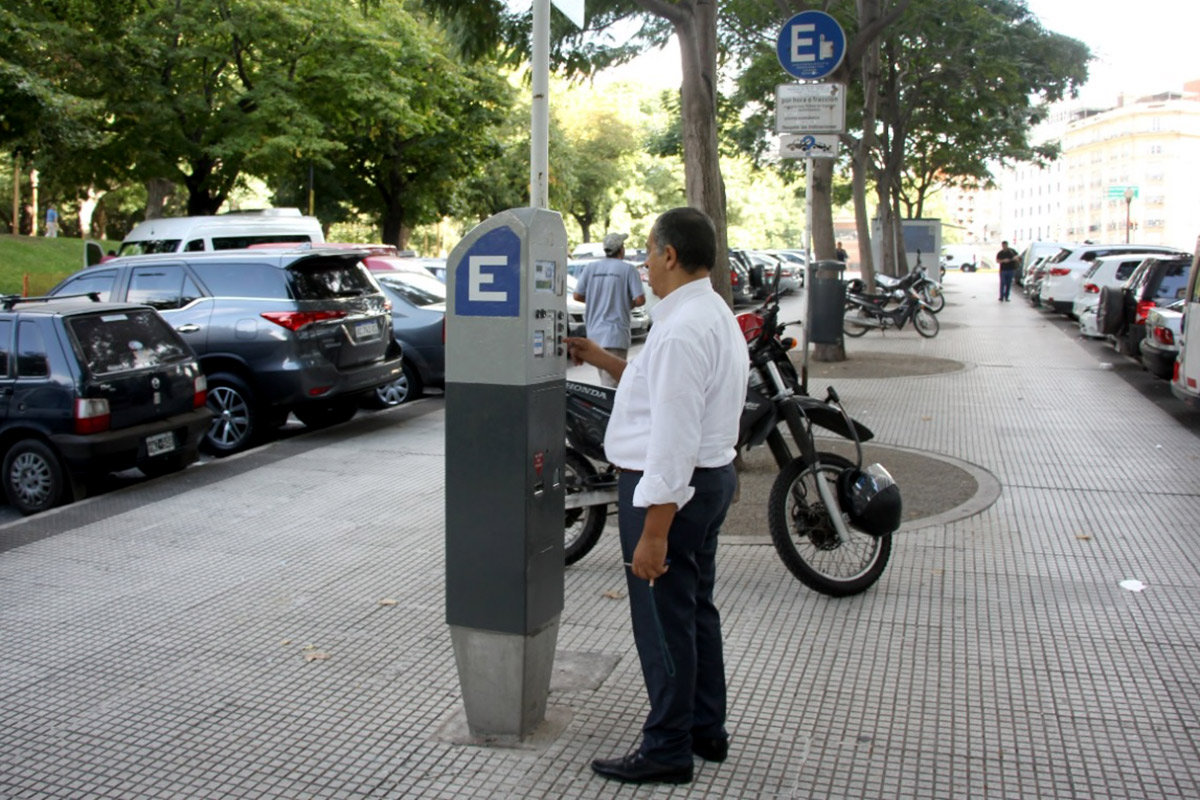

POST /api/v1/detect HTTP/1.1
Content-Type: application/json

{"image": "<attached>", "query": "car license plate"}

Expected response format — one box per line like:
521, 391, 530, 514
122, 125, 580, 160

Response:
355, 319, 381, 341
146, 432, 175, 457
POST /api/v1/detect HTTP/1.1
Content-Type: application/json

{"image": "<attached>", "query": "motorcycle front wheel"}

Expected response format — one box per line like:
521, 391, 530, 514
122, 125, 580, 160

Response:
842, 307, 872, 337
913, 308, 940, 338
767, 453, 892, 597
564, 449, 608, 565
921, 284, 946, 313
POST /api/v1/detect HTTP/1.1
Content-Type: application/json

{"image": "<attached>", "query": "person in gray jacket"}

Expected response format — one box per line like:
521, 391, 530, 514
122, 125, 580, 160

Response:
574, 232, 646, 387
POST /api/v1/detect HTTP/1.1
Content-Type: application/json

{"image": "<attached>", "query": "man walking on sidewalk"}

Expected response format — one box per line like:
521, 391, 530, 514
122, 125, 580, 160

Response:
573, 232, 645, 387
996, 240, 1019, 301
567, 207, 748, 785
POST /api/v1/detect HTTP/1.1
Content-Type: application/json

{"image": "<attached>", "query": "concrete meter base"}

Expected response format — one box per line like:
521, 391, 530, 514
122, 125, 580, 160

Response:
450, 616, 560, 738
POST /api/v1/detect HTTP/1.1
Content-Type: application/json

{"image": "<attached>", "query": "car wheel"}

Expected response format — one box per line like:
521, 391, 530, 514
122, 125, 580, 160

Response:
3, 439, 71, 515
362, 360, 422, 409
203, 373, 259, 456
294, 399, 358, 429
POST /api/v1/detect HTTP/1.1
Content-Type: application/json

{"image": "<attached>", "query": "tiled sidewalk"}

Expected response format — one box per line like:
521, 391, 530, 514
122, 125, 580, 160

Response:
2, 272, 1198, 799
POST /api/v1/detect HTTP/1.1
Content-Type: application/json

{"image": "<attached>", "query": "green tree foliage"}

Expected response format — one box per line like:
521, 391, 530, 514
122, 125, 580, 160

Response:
277, 4, 511, 247
881, 0, 1089, 217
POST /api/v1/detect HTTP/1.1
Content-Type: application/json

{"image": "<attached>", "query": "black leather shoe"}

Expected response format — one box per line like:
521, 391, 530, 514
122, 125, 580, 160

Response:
591, 752, 693, 784
692, 735, 729, 762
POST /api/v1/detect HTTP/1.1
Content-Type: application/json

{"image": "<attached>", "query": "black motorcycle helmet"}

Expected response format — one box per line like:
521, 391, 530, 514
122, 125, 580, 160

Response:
836, 463, 902, 537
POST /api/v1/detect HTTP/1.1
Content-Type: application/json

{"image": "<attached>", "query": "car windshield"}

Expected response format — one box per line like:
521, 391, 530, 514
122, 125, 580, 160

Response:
116, 239, 181, 257
67, 309, 190, 376
287, 258, 379, 299
377, 271, 447, 307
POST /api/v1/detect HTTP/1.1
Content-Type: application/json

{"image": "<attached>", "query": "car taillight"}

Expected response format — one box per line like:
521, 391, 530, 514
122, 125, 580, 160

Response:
1174, 359, 1182, 383
1135, 300, 1156, 324
731, 270, 740, 287
193, 374, 207, 408
75, 398, 111, 434
1049, 267, 1071, 276
260, 310, 348, 331
1153, 326, 1175, 346
1083, 283, 1100, 294
441, 317, 446, 344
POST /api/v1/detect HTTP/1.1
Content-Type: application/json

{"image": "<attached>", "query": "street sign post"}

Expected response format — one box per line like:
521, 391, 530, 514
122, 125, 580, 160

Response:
1107, 185, 1139, 199
776, 83, 846, 134
776, 10, 847, 80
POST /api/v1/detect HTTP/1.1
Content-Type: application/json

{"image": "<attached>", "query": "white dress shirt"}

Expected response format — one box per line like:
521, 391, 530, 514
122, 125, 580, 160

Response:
604, 278, 749, 509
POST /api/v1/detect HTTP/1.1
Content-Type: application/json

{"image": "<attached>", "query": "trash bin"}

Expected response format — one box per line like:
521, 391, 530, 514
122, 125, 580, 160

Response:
806, 259, 846, 344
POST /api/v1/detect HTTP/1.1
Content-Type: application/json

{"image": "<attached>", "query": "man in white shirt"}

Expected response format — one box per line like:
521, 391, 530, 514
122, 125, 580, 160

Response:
573, 231, 645, 387
567, 207, 749, 785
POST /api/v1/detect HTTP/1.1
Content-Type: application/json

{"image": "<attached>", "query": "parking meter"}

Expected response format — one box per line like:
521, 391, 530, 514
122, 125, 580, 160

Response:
444, 207, 568, 738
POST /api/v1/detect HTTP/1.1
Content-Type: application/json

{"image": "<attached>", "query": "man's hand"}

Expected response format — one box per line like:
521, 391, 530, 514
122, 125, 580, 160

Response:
629, 504, 676, 584
565, 336, 597, 367
630, 535, 669, 584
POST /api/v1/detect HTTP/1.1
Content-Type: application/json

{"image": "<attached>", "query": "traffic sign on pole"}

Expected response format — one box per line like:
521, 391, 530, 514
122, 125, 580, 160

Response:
777, 11, 847, 80
1106, 185, 1139, 199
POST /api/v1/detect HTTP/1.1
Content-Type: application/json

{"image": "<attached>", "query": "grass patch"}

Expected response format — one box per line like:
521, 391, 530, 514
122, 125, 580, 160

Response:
0, 235, 119, 296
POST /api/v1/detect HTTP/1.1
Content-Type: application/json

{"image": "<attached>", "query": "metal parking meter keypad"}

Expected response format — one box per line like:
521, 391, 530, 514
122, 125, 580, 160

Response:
445, 208, 568, 739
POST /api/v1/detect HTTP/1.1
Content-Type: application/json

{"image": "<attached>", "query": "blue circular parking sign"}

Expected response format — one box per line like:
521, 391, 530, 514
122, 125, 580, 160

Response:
777, 11, 846, 80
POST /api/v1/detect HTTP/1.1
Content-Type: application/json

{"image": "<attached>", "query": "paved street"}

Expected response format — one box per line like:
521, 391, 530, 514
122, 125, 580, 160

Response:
2, 271, 1199, 799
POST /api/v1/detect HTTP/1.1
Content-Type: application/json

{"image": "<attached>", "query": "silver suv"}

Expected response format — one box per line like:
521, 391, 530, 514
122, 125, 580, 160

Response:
52, 248, 402, 454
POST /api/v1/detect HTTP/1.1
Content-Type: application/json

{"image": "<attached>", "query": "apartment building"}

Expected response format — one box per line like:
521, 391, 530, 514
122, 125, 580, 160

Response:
990, 82, 1200, 249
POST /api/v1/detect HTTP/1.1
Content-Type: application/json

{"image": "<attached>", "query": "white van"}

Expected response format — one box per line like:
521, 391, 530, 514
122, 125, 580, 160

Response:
1170, 237, 1200, 407
941, 244, 980, 272
86, 209, 324, 265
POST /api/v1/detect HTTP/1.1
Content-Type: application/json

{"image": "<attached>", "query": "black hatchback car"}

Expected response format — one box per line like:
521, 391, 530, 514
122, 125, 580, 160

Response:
0, 295, 211, 514
52, 248, 402, 454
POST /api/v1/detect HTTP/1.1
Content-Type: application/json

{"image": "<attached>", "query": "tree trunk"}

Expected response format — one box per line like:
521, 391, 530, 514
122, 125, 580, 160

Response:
10, 156, 19, 235
641, 0, 731, 306
78, 187, 103, 239
145, 179, 175, 220
810, 157, 845, 362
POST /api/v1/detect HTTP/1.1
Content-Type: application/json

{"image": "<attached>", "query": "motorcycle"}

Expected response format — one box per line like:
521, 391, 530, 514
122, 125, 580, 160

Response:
562, 272, 900, 597
842, 284, 940, 338
847, 264, 945, 313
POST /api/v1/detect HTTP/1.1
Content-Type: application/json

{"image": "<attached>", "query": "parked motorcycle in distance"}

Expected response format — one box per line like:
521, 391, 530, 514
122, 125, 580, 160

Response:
842, 284, 940, 338
562, 269, 900, 596
847, 264, 945, 313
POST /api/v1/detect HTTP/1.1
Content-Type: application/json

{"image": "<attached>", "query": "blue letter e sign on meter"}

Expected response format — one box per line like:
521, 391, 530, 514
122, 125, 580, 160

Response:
777, 10, 846, 80
455, 226, 521, 317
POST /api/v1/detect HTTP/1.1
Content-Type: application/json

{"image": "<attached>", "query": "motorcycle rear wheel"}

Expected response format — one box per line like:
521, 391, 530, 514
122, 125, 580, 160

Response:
768, 453, 892, 597
913, 308, 940, 338
564, 449, 608, 565
842, 307, 872, 337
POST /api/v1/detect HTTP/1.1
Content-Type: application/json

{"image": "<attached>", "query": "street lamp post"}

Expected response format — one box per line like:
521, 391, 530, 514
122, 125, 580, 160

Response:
1124, 187, 1134, 244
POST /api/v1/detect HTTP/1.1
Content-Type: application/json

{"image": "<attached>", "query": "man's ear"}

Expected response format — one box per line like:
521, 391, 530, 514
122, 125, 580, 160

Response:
662, 244, 679, 270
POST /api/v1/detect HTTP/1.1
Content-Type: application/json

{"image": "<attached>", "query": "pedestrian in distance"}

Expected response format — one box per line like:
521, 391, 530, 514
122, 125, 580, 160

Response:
835, 241, 849, 263
45, 205, 59, 238
566, 207, 749, 786
996, 240, 1020, 301
573, 231, 646, 388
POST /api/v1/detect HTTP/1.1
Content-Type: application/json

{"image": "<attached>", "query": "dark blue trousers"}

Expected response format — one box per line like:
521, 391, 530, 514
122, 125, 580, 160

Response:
1000, 268, 1015, 300
617, 463, 737, 766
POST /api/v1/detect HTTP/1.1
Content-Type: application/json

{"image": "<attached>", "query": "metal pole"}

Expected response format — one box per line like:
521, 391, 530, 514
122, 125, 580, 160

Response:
530, 0, 550, 209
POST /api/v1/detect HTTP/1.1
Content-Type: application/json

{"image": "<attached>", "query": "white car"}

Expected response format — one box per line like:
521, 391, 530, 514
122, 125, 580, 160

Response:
1040, 243, 1185, 317
1070, 253, 1158, 321
1141, 301, 1184, 380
